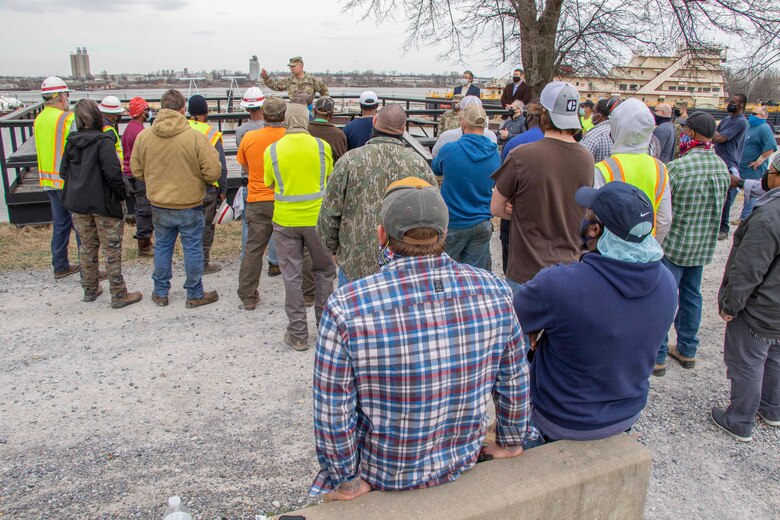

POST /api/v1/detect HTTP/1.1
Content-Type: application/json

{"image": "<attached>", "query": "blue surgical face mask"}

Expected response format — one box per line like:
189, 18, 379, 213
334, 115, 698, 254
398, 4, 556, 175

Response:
748, 115, 766, 127
578, 108, 586, 117
377, 241, 393, 267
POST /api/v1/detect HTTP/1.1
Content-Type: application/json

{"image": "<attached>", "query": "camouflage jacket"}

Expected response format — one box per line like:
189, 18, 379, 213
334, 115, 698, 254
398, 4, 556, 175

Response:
263, 72, 329, 97
438, 109, 461, 134
316, 136, 438, 280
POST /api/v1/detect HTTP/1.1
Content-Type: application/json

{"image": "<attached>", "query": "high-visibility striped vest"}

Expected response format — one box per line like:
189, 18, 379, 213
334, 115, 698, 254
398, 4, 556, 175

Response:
188, 120, 222, 147
268, 137, 328, 203
34, 106, 75, 189
189, 120, 222, 187
595, 153, 667, 233
102, 124, 123, 163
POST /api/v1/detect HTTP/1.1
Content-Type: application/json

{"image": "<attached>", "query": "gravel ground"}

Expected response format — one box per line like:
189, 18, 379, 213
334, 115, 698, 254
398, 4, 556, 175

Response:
0, 221, 778, 519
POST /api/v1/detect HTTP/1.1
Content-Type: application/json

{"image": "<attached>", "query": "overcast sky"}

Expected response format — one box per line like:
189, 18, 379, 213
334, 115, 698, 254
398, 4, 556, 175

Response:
0, 0, 520, 78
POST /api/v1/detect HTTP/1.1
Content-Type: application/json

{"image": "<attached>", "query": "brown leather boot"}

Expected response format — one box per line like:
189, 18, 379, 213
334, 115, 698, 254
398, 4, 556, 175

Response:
138, 238, 154, 257
186, 290, 219, 308
111, 291, 143, 309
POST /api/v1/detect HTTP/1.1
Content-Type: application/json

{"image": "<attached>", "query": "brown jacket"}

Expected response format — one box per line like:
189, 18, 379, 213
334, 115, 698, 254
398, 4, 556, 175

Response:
308, 120, 348, 162
131, 109, 221, 209
500, 81, 533, 107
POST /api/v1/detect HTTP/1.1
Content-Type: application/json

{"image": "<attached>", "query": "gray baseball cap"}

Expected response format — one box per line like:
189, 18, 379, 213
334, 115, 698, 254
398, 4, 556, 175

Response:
381, 177, 448, 244
540, 81, 581, 130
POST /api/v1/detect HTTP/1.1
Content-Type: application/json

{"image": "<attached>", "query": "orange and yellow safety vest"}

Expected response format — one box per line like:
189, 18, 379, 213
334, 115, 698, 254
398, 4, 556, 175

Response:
189, 120, 223, 187
34, 106, 75, 189
595, 153, 667, 233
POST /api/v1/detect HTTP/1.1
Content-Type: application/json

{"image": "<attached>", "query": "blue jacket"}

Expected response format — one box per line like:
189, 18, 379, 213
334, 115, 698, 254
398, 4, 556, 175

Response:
432, 134, 500, 229
514, 253, 676, 435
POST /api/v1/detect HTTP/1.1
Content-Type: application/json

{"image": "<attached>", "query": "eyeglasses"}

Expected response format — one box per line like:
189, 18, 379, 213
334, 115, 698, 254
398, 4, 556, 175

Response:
751, 112, 765, 117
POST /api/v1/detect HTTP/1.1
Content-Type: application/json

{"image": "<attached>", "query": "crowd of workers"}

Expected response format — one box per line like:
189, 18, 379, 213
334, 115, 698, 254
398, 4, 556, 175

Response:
31, 57, 779, 502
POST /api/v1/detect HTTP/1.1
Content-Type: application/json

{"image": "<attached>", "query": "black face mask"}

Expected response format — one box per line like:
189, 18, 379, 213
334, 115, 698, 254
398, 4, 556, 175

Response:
761, 172, 772, 192
654, 114, 671, 126
506, 109, 516, 117
727, 103, 738, 113
512, 76, 521, 83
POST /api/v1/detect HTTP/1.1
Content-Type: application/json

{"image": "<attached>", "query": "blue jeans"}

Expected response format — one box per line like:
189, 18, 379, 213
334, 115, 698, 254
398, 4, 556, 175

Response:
444, 220, 493, 271
720, 183, 738, 234
267, 232, 278, 265
151, 206, 205, 300
337, 267, 351, 287
739, 188, 760, 221
47, 189, 80, 272
240, 188, 249, 261
657, 258, 704, 364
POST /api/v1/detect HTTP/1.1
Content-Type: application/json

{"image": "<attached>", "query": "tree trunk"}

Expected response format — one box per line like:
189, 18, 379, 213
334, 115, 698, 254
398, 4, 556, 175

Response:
514, 0, 565, 96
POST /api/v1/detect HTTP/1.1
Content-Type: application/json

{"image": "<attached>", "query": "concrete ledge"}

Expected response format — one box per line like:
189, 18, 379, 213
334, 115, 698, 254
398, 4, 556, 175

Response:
277, 434, 651, 520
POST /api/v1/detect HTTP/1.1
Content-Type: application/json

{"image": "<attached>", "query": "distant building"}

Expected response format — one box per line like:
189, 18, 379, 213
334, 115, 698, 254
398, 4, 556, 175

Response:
557, 48, 728, 109
249, 55, 260, 81
69, 47, 91, 80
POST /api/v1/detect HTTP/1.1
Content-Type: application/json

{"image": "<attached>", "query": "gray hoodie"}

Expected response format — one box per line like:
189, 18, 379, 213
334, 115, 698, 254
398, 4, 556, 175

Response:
594, 98, 672, 243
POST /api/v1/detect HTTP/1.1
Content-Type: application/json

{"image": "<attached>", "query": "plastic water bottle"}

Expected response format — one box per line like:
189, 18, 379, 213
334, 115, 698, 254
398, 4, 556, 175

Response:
164, 496, 193, 520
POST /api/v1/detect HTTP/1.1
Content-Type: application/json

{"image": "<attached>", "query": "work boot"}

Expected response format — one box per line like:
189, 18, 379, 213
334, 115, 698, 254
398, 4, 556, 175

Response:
652, 363, 666, 377
152, 294, 169, 307
186, 290, 219, 308
111, 291, 142, 309
82, 286, 103, 302
203, 262, 222, 274
137, 238, 154, 257
98, 270, 107, 281
718, 231, 729, 241
267, 264, 281, 277
54, 264, 80, 280
668, 344, 695, 369
284, 332, 308, 351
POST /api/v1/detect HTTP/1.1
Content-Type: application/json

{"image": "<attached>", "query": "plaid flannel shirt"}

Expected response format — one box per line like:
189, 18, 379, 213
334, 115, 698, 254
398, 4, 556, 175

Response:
580, 120, 613, 163
310, 254, 535, 495
663, 147, 730, 266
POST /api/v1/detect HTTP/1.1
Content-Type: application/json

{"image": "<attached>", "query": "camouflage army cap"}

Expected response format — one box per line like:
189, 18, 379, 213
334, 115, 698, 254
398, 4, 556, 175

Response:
381, 177, 448, 244
263, 96, 287, 117
314, 96, 335, 114
288, 56, 303, 66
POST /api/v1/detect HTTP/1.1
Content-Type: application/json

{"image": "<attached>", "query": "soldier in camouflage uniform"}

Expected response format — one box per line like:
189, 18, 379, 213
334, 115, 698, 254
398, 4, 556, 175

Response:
437, 94, 463, 135
317, 104, 438, 286
261, 56, 329, 98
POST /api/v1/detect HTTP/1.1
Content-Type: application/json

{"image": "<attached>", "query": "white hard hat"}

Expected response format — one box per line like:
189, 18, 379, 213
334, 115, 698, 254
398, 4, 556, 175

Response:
99, 96, 125, 114
212, 200, 234, 225
41, 76, 70, 95
359, 91, 379, 106
240, 87, 265, 109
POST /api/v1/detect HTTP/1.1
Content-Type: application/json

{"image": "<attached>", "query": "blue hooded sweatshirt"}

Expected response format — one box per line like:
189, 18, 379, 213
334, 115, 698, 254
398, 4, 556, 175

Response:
432, 133, 500, 229
513, 253, 676, 438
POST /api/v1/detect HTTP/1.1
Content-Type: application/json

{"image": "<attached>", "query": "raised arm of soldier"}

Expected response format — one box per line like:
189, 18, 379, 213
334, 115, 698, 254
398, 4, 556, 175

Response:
260, 66, 286, 93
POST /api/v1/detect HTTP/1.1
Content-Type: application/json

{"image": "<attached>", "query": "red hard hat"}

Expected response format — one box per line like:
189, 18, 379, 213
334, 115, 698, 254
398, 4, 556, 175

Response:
128, 96, 150, 117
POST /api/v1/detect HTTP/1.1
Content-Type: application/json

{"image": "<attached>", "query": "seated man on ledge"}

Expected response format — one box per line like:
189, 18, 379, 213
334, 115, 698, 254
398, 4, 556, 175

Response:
514, 181, 676, 441
310, 177, 537, 501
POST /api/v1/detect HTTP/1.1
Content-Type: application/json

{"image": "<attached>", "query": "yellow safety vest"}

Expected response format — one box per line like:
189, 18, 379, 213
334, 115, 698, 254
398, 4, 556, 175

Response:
34, 106, 75, 189
595, 153, 667, 233
188, 120, 222, 147
266, 134, 332, 227
102, 125, 123, 163
189, 120, 222, 188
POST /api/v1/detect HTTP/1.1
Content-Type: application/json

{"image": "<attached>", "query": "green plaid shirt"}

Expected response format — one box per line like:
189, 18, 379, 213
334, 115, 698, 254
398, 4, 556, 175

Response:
662, 147, 730, 266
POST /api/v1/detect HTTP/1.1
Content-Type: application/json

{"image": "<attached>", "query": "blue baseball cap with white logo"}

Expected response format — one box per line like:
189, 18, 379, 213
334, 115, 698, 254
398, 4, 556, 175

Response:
575, 182, 655, 243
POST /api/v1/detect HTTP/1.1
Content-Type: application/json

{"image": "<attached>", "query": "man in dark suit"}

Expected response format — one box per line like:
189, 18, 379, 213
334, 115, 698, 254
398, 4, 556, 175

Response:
453, 70, 480, 98
501, 69, 532, 109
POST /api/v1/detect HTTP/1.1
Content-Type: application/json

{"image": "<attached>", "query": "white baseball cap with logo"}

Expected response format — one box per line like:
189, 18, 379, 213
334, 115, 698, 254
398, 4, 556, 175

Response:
359, 91, 379, 106
540, 81, 581, 130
